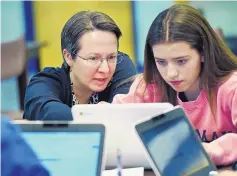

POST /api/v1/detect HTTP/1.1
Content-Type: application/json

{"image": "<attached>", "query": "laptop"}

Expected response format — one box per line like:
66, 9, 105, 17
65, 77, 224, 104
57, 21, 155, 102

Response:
71, 103, 173, 168
15, 121, 106, 176
135, 106, 217, 176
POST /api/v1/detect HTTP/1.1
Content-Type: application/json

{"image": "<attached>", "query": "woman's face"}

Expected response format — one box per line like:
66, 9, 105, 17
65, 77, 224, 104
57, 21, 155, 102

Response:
152, 41, 202, 93
65, 30, 117, 93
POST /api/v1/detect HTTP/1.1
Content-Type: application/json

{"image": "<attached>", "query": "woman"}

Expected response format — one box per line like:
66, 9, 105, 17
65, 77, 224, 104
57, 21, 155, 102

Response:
24, 11, 136, 121
113, 5, 237, 166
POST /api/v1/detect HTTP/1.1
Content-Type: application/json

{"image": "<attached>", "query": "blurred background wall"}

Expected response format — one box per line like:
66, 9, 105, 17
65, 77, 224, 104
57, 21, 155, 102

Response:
1, 0, 237, 111
33, 1, 135, 69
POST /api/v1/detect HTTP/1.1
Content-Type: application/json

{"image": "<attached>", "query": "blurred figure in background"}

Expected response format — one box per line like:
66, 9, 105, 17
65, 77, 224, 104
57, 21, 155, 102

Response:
214, 28, 225, 41
24, 11, 136, 121
214, 28, 237, 56
1, 118, 50, 176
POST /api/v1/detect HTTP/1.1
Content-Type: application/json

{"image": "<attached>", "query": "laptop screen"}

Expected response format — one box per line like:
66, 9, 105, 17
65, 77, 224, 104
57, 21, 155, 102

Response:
139, 117, 209, 176
22, 131, 102, 176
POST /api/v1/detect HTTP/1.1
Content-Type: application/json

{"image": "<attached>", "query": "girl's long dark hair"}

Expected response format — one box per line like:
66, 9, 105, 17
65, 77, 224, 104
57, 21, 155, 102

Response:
144, 5, 237, 109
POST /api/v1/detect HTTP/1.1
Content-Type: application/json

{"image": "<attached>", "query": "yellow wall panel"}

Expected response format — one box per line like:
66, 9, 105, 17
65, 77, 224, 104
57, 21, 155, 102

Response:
175, 0, 189, 5
33, 1, 135, 69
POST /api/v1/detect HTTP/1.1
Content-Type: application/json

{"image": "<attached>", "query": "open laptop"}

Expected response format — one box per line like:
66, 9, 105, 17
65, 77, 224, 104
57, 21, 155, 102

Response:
71, 103, 173, 168
14, 121, 106, 176
135, 106, 217, 176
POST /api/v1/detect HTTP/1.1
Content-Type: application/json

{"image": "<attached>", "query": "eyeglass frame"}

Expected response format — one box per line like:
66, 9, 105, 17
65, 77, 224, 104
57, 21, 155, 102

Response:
74, 53, 120, 66
71, 52, 123, 66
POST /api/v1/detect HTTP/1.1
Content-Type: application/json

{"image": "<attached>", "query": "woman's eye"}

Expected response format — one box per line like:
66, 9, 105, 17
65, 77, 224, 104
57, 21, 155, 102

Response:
89, 57, 97, 61
108, 55, 116, 60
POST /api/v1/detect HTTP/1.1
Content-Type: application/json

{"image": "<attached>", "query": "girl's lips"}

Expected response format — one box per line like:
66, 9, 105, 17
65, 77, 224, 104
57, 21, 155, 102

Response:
170, 80, 183, 86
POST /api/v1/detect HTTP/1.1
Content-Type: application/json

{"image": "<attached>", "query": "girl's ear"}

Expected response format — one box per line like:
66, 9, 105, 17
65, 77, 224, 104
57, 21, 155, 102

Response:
63, 49, 73, 67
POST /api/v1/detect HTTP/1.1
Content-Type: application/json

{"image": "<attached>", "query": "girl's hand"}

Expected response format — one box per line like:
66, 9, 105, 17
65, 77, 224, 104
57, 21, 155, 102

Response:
98, 101, 110, 104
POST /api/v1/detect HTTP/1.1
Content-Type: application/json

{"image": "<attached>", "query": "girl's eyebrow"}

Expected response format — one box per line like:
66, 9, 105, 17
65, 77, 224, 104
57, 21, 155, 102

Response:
154, 57, 165, 60
172, 55, 189, 60
154, 55, 189, 60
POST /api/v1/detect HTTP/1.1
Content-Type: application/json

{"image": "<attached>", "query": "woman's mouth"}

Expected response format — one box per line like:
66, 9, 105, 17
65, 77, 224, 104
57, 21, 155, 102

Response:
93, 78, 107, 85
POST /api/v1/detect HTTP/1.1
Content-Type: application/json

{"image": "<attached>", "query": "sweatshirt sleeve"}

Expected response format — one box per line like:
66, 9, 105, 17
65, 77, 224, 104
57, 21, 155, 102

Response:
112, 75, 160, 103
112, 75, 144, 103
24, 68, 73, 121
205, 89, 237, 166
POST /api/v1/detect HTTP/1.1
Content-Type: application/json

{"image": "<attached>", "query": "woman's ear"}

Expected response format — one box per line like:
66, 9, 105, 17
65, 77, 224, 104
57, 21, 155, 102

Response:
63, 49, 73, 67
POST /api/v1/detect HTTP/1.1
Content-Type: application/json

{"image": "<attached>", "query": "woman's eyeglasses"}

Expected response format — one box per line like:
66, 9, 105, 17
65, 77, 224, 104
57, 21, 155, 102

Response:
75, 54, 119, 66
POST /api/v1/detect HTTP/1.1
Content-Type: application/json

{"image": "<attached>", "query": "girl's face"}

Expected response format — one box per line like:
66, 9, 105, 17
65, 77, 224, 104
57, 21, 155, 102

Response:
152, 41, 202, 94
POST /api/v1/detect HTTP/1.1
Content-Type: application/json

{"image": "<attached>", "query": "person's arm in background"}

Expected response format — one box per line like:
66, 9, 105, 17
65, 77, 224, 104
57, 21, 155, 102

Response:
107, 52, 137, 102
24, 68, 72, 121
203, 90, 237, 166
1, 118, 50, 176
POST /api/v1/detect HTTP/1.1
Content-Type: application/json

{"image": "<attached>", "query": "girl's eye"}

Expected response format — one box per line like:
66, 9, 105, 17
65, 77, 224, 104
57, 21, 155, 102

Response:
177, 59, 187, 65
156, 60, 167, 66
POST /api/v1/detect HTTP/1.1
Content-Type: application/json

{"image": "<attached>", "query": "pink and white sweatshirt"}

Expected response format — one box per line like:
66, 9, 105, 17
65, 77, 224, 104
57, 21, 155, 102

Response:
113, 72, 237, 166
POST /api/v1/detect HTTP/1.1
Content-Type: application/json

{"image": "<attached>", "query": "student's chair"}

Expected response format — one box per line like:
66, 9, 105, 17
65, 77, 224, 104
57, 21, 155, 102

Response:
1, 36, 27, 120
